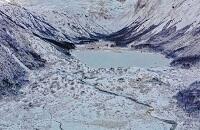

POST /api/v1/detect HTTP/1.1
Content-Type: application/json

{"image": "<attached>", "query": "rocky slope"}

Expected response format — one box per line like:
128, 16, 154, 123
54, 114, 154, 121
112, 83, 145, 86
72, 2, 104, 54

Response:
0, 0, 200, 130
14, 0, 200, 68
0, 2, 74, 97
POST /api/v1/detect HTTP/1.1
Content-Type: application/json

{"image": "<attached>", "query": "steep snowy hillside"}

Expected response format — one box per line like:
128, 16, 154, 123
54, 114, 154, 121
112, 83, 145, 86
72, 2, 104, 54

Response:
0, 0, 200, 130
13, 0, 135, 40
13, 0, 200, 67
0, 3, 75, 97
99, 0, 200, 68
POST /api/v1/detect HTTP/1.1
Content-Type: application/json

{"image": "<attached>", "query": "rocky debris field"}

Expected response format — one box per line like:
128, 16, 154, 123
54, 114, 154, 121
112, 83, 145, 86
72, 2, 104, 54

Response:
1, 49, 200, 130
0, 0, 200, 130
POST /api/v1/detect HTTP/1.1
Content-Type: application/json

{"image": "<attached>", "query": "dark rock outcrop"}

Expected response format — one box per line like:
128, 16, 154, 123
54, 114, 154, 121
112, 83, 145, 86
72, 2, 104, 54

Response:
175, 81, 200, 114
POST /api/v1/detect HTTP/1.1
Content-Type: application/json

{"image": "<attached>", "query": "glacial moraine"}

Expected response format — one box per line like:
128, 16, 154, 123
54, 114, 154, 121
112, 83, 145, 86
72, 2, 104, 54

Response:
0, 0, 200, 130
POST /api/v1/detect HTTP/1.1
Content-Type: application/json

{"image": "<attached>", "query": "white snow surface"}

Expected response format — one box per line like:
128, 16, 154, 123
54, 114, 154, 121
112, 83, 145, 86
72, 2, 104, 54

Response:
0, 0, 200, 130
10, 0, 200, 36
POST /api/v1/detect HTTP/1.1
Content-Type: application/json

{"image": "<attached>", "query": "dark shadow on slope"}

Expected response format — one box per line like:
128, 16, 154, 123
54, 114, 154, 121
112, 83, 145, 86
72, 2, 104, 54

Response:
91, 18, 156, 47
0, 4, 76, 98
0, 4, 59, 38
170, 55, 200, 69
175, 81, 200, 116
0, 45, 27, 99
33, 33, 75, 55
72, 36, 99, 44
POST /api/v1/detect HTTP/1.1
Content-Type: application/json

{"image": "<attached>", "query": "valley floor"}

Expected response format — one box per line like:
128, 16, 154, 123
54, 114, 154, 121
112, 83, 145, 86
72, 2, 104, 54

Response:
0, 45, 200, 130
0, 0, 200, 130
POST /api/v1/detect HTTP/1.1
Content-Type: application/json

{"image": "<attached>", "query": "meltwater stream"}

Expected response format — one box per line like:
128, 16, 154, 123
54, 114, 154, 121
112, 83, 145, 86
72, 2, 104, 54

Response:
72, 49, 171, 68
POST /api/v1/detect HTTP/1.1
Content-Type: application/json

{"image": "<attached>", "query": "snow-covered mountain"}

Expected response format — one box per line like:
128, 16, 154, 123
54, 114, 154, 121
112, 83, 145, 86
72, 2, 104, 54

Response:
0, 2, 75, 97
0, 0, 200, 130
12, 0, 200, 68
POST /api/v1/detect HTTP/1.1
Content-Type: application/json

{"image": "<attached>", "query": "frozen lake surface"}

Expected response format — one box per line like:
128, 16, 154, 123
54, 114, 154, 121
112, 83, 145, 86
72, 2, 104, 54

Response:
72, 49, 171, 68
